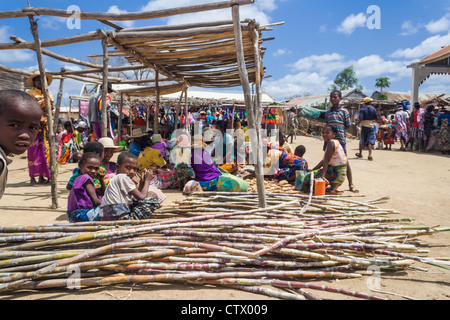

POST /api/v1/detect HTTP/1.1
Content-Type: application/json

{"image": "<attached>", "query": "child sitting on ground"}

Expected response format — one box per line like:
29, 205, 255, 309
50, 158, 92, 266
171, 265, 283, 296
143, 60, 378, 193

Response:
66, 152, 106, 222
294, 145, 308, 168
0, 90, 42, 200
66, 141, 104, 191
98, 137, 122, 180
100, 151, 160, 221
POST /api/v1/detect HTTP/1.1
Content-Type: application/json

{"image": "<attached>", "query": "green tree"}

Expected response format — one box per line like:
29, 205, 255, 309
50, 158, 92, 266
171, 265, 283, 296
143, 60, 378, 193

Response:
375, 77, 390, 94
329, 65, 362, 91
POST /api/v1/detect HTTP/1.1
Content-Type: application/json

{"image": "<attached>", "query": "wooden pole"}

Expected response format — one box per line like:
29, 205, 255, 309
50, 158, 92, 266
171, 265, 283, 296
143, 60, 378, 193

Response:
175, 83, 186, 131
232, 5, 266, 208
101, 34, 109, 138
184, 86, 189, 132
28, 15, 58, 209
4, 1, 255, 21
154, 71, 160, 134
118, 93, 124, 144
53, 76, 64, 133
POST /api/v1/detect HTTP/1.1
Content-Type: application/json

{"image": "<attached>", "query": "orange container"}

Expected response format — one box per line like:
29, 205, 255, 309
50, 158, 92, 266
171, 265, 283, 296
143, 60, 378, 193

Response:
314, 180, 326, 196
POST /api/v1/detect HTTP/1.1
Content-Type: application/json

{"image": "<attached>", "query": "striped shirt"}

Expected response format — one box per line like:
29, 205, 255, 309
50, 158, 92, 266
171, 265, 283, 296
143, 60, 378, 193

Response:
326, 106, 351, 144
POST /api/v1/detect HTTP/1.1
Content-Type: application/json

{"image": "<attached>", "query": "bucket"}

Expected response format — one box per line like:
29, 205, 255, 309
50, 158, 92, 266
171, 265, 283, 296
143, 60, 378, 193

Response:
295, 170, 307, 191
314, 180, 326, 196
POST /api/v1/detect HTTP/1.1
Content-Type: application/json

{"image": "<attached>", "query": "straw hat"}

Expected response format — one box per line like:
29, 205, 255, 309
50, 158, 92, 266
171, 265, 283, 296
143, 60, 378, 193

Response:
128, 127, 149, 139
98, 137, 123, 152
176, 133, 191, 148
27, 70, 53, 87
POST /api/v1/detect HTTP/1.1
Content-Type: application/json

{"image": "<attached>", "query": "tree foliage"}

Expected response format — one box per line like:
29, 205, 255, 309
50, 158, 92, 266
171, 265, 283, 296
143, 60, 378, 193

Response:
329, 65, 362, 91
375, 77, 390, 93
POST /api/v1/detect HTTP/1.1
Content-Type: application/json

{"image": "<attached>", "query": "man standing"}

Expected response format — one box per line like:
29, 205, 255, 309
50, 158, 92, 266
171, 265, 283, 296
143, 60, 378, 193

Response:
88, 83, 113, 140
356, 97, 378, 161
326, 90, 357, 192
286, 107, 298, 144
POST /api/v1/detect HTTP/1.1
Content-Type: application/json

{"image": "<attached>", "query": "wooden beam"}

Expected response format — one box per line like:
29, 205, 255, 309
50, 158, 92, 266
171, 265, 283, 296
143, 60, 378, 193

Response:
101, 35, 109, 138
28, 15, 59, 210
0, 1, 254, 20
53, 76, 65, 133
98, 20, 124, 30
107, 32, 185, 84
0, 31, 103, 50
154, 71, 160, 134
10, 36, 103, 69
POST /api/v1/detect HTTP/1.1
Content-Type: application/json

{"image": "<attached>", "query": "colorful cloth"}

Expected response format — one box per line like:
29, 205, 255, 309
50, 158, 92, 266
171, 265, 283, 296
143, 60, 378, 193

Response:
198, 176, 220, 191
175, 163, 196, 181
138, 147, 167, 170
67, 174, 101, 212
266, 150, 309, 181
67, 207, 102, 223
327, 140, 347, 167
27, 133, 51, 180
394, 111, 409, 142
68, 167, 105, 190
302, 165, 347, 191
381, 124, 395, 145
217, 174, 249, 192
191, 148, 221, 182
119, 198, 160, 220
157, 169, 177, 189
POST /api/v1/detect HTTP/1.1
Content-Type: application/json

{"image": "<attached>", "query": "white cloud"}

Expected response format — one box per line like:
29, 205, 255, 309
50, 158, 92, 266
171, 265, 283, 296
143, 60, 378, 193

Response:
400, 20, 421, 36
420, 74, 450, 94
292, 53, 347, 76
0, 26, 34, 63
336, 13, 367, 35
390, 32, 450, 59
425, 13, 450, 33
107, 5, 136, 29
263, 52, 416, 100
273, 48, 291, 57
354, 55, 411, 80
263, 72, 332, 99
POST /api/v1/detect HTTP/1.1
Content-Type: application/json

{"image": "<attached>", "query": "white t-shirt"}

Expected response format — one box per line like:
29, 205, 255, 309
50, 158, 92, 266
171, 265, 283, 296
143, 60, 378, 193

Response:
101, 174, 136, 207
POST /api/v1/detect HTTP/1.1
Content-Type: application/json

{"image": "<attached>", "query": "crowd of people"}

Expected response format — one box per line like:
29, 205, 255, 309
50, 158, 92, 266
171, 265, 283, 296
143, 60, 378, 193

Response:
358, 98, 450, 156
1, 72, 449, 222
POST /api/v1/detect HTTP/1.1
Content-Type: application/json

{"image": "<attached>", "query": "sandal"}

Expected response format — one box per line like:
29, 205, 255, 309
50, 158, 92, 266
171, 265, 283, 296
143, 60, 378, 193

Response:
355, 153, 363, 158
368, 156, 373, 161
349, 184, 360, 193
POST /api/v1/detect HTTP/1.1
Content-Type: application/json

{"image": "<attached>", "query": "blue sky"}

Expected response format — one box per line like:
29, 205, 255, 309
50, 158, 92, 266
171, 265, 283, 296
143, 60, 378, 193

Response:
0, 0, 449, 103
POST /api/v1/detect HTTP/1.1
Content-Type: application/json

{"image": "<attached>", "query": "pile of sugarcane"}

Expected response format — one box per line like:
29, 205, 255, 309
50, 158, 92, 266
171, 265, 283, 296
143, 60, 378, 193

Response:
0, 191, 449, 300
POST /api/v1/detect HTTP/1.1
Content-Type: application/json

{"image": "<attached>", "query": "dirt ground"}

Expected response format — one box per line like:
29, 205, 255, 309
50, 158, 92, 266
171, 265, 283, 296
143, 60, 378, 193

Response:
0, 135, 449, 301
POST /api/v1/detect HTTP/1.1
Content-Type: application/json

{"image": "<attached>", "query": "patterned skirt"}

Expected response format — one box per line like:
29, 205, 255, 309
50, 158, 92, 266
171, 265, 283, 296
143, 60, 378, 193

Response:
302, 165, 347, 191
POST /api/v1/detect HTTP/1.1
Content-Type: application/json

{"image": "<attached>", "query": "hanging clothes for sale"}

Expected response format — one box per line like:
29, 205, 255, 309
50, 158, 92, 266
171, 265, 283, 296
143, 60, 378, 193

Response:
266, 107, 277, 125
275, 108, 284, 125
133, 105, 147, 127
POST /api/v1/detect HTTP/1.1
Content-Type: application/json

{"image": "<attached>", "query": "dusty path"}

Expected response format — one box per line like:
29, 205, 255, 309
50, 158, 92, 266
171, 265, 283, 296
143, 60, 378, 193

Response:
0, 136, 449, 300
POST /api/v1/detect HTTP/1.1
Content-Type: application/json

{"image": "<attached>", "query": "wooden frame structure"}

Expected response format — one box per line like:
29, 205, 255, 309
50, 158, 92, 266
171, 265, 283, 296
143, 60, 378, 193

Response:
0, 0, 281, 208
409, 45, 450, 106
